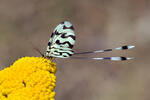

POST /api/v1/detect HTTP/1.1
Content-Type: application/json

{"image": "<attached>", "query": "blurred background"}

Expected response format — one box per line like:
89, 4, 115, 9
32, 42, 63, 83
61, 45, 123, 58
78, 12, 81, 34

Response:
0, 0, 149, 100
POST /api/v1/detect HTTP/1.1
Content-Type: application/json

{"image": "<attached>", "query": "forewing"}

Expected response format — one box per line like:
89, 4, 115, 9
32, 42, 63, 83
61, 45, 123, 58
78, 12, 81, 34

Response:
46, 21, 75, 58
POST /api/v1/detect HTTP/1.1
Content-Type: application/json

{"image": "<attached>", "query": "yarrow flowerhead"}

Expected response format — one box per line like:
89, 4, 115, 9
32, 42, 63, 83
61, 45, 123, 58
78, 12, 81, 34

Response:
0, 57, 57, 100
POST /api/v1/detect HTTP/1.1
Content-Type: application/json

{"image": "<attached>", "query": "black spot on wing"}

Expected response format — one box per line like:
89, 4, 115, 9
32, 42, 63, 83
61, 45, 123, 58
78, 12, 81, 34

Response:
122, 46, 128, 49
53, 50, 73, 57
54, 50, 62, 55
56, 40, 74, 48
46, 51, 50, 53
121, 57, 127, 60
63, 25, 74, 30
56, 40, 60, 44
55, 30, 61, 35
48, 42, 51, 46
50, 32, 55, 38
104, 57, 111, 60
51, 52, 72, 58
61, 33, 75, 40
63, 52, 73, 57
63, 55, 67, 57
70, 26, 74, 30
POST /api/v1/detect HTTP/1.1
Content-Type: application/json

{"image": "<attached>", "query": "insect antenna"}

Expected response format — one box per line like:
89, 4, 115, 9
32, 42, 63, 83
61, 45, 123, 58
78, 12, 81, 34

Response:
33, 47, 44, 57
70, 56, 134, 61
74, 45, 135, 55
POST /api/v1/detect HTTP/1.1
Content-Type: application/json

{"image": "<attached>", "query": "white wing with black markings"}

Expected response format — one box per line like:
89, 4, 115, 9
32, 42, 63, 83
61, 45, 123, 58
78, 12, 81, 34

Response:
45, 21, 135, 61
46, 21, 75, 58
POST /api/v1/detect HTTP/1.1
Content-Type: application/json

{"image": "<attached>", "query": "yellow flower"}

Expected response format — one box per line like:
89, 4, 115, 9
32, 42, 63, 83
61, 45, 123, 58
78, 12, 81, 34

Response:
0, 57, 57, 100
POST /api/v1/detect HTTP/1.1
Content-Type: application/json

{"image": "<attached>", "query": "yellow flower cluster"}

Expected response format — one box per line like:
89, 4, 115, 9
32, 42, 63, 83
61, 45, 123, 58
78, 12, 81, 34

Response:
0, 57, 57, 100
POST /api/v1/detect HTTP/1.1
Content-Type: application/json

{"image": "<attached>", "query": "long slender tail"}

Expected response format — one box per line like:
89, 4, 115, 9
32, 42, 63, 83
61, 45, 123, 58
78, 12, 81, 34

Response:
70, 56, 133, 61
74, 45, 135, 55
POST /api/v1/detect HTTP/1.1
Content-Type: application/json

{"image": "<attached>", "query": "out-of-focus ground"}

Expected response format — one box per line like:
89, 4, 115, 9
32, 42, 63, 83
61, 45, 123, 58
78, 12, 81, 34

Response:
0, 0, 149, 100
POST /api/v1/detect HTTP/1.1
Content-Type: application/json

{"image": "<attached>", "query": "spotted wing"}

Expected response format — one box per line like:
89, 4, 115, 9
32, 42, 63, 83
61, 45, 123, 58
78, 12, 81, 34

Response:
46, 21, 75, 58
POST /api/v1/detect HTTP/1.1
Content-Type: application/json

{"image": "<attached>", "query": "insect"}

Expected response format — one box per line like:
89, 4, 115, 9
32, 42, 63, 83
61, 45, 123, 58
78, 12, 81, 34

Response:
44, 21, 134, 61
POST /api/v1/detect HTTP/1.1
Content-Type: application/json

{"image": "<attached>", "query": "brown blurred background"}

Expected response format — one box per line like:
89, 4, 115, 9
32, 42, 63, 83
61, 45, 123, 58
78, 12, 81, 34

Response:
0, 0, 149, 100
